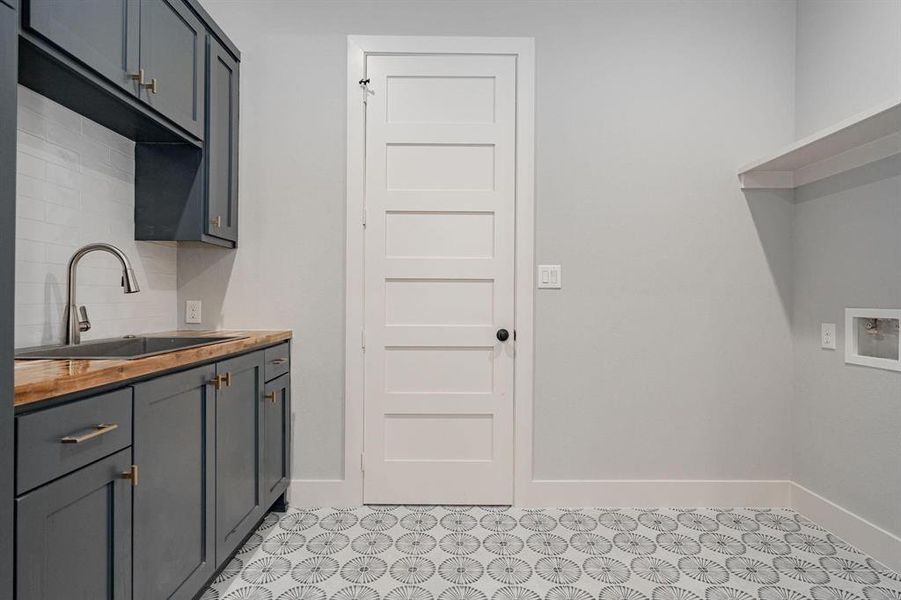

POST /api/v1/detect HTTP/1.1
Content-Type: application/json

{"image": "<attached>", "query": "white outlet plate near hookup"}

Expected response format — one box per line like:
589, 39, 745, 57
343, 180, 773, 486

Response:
821, 323, 836, 350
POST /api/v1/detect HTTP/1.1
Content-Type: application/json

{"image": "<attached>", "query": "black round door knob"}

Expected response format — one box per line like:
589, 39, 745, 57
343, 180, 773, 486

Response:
496, 328, 510, 342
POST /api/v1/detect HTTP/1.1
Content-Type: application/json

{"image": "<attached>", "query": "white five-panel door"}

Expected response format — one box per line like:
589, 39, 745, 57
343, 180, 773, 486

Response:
362, 53, 517, 504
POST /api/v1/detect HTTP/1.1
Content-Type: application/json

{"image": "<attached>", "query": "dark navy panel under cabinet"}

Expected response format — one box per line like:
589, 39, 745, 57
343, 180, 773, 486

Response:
205, 36, 239, 242
16, 448, 133, 600
215, 350, 265, 563
23, 0, 140, 94
133, 365, 216, 600
138, 0, 205, 138
263, 374, 291, 509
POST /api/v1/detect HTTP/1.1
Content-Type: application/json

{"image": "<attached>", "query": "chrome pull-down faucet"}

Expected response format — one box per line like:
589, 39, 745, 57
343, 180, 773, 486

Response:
65, 243, 141, 345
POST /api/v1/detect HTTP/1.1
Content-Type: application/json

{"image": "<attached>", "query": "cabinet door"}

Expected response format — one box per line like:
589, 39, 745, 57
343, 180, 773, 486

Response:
133, 365, 216, 600
216, 351, 264, 562
138, 0, 205, 138
263, 374, 291, 508
24, 0, 140, 93
205, 37, 239, 242
16, 449, 132, 600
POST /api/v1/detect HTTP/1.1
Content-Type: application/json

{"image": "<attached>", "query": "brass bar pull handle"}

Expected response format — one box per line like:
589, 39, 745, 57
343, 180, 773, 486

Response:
141, 77, 159, 94
129, 69, 145, 85
121, 464, 138, 487
60, 423, 118, 444
270, 358, 287, 365
210, 216, 222, 228
209, 373, 232, 390
264, 391, 277, 403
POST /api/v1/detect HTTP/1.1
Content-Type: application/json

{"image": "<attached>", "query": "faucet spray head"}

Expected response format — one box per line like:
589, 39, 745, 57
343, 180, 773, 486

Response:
122, 268, 140, 294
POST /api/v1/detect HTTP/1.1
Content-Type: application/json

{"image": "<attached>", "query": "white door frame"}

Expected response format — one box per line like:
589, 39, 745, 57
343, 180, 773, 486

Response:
344, 35, 535, 505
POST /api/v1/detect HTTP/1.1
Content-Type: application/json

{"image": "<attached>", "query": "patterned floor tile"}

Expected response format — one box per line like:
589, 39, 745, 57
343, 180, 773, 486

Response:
200, 507, 901, 600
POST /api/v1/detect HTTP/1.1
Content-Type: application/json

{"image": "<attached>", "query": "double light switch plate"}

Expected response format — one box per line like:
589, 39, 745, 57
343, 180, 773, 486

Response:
538, 265, 561, 289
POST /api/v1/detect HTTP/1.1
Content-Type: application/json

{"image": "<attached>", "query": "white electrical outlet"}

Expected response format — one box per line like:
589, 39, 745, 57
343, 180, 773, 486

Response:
185, 300, 202, 324
821, 323, 836, 350
538, 265, 561, 289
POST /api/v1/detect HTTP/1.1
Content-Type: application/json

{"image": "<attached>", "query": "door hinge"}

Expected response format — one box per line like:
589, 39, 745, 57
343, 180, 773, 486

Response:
361, 328, 366, 351
360, 452, 365, 473
359, 77, 372, 104
121, 464, 138, 487
362, 206, 367, 227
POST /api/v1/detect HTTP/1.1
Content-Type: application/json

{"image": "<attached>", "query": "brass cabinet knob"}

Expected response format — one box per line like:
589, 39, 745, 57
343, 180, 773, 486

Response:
129, 69, 145, 85
264, 391, 277, 403
210, 215, 222, 228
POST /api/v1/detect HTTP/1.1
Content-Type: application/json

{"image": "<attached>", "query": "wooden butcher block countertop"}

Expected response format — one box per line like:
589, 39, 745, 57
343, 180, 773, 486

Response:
14, 330, 292, 408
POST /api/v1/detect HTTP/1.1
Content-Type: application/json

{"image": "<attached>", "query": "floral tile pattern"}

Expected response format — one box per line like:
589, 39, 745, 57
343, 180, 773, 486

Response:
201, 506, 901, 600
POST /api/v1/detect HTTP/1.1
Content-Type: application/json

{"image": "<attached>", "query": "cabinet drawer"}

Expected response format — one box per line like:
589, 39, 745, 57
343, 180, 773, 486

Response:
16, 388, 132, 494
264, 342, 290, 382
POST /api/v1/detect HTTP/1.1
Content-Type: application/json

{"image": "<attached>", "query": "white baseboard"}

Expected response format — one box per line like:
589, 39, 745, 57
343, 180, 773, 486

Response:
289, 478, 791, 509
289, 479, 360, 507
519, 479, 791, 508
790, 481, 901, 573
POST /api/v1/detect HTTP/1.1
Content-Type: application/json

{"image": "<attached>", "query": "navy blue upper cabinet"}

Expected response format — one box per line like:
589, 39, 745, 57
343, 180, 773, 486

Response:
205, 37, 239, 242
138, 0, 205, 138
21, 0, 208, 140
23, 0, 140, 94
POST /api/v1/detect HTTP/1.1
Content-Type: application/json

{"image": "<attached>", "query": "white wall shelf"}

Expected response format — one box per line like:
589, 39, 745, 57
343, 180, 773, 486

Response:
738, 98, 901, 189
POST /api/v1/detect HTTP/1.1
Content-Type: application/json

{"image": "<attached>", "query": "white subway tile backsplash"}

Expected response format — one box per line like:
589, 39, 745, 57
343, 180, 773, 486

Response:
16, 239, 46, 264
18, 130, 80, 169
16, 195, 45, 221
14, 85, 177, 348
16, 151, 45, 179
45, 162, 81, 190
44, 203, 81, 227
46, 119, 86, 152
44, 243, 76, 265
16, 106, 47, 138
82, 117, 135, 157
17, 86, 81, 132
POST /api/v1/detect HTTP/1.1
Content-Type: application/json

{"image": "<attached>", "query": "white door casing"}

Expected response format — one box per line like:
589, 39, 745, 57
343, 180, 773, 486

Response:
362, 52, 517, 504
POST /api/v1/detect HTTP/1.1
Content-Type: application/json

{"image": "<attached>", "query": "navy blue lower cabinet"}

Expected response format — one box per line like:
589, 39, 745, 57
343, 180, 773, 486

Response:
16, 449, 133, 600
11, 344, 289, 598
133, 364, 216, 600
215, 350, 265, 563
263, 373, 291, 509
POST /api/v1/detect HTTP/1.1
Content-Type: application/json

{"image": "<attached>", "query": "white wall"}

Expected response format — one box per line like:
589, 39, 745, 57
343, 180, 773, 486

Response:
795, 0, 901, 138
791, 0, 901, 539
187, 0, 798, 486
15, 86, 177, 348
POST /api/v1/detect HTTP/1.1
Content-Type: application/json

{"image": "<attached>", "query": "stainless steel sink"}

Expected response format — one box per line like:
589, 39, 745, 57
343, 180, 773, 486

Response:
15, 335, 244, 360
